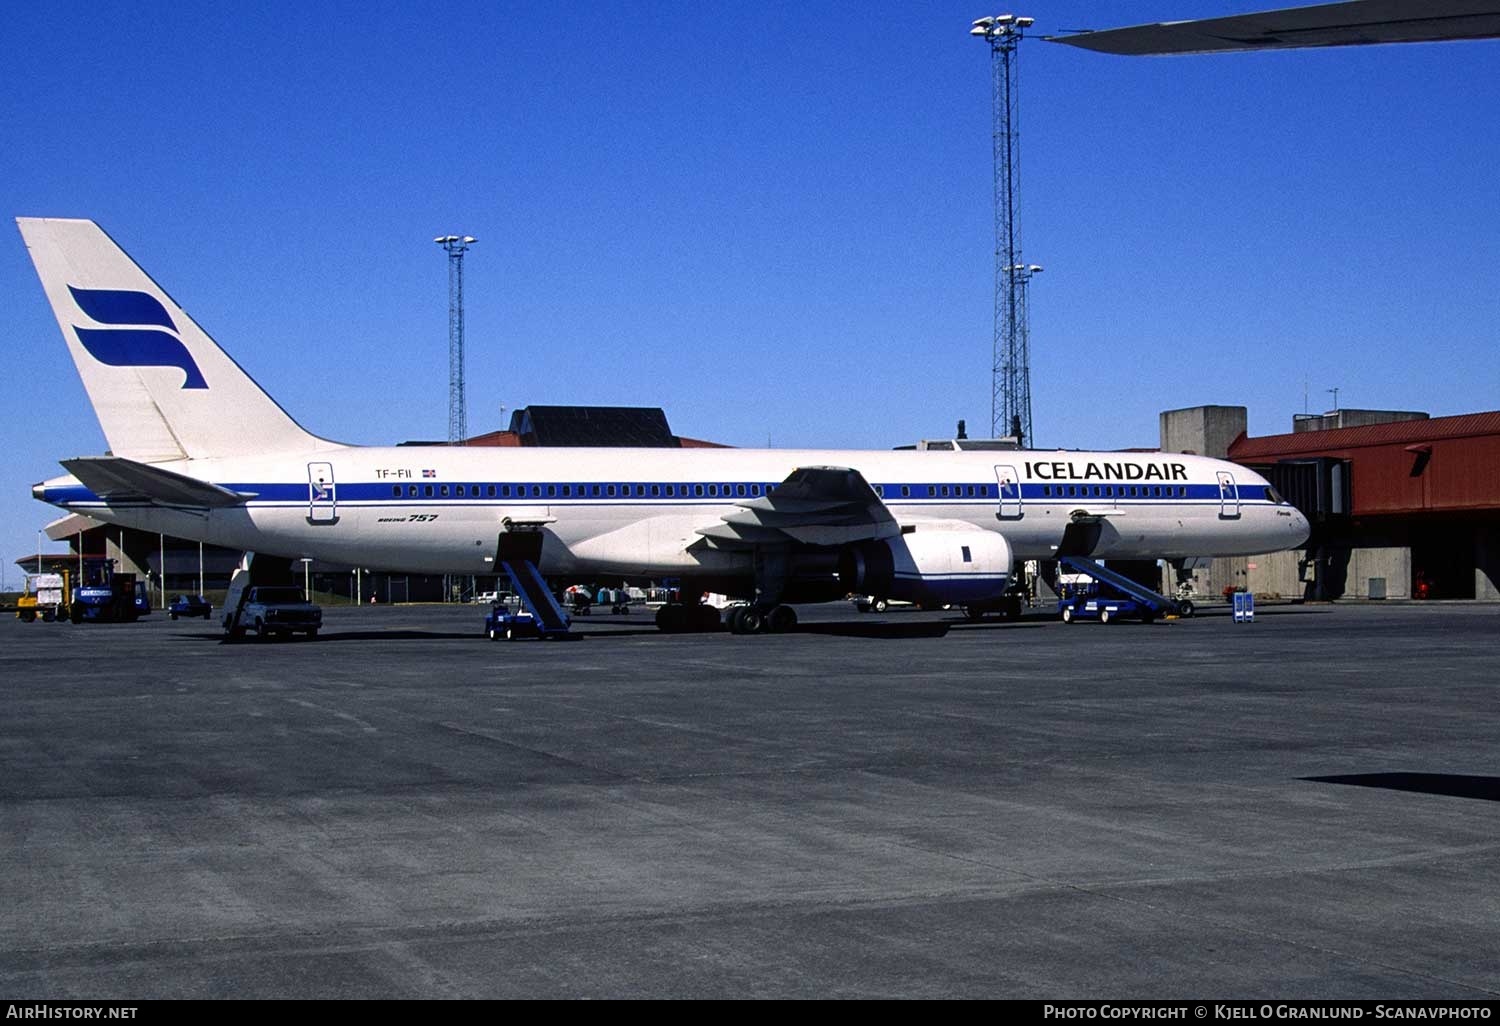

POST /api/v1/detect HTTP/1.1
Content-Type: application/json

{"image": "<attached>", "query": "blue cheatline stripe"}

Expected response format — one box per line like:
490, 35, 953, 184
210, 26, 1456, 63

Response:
44, 478, 1272, 509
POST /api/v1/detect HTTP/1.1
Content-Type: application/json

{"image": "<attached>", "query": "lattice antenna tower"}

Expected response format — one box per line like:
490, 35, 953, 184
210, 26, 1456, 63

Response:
435, 234, 477, 444
971, 14, 1038, 445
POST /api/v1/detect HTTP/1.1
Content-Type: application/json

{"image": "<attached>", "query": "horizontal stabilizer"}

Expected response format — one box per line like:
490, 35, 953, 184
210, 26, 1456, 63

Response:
61, 456, 249, 509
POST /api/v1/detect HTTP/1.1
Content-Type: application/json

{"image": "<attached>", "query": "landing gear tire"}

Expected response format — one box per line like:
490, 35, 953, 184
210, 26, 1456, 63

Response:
767, 605, 797, 634
1177, 600, 1195, 618
656, 603, 722, 634
871, 598, 888, 613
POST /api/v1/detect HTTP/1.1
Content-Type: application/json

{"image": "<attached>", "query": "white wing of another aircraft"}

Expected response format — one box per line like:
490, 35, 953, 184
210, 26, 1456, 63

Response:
1046, 0, 1500, 55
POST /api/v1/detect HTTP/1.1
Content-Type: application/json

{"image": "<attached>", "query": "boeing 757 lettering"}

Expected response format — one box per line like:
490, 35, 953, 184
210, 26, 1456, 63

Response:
19, 217, 1310, 634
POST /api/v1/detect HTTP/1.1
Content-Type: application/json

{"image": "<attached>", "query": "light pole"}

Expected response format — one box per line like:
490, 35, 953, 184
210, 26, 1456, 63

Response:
972, 13, 1037, 445
435, 234, 477, 444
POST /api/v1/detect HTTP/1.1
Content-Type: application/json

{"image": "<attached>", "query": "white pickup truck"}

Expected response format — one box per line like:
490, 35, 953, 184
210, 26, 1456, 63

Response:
227, 585, 323, 641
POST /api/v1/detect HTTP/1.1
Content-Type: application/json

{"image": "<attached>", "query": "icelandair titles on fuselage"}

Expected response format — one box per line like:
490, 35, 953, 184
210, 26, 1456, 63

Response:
1023, 460, 1190, 482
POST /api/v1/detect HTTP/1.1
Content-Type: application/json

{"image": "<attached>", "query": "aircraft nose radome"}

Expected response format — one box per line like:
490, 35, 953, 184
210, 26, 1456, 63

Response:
1293, 511, 1311, 547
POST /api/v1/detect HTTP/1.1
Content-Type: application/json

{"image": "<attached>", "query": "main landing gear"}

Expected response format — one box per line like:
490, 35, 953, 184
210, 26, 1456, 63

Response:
652, 602, 800, 635
726, 604, 798, 635
654, 603, 722, 634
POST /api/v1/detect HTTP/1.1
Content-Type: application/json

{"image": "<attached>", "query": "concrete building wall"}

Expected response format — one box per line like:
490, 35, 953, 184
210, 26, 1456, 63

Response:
1246, 549, 1303, 600
1336, 547, 1413, 600
1160, 405, 1248, 459
1476, 525, 1500, 601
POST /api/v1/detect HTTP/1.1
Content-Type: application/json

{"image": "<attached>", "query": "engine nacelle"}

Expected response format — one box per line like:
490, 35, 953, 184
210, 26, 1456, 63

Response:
838, 530, 1013, 606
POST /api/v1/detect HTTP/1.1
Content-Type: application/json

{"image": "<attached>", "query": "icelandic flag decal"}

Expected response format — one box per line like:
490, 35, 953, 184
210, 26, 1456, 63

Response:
68, 285, 208, 389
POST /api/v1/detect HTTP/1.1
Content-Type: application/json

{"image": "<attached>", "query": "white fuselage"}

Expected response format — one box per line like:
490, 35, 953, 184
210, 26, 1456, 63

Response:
38, 445, 1311, 580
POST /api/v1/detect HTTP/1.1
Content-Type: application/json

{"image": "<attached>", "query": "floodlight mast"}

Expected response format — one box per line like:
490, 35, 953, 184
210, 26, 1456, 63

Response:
435, 234, 476, 444
971, 14, 1036, 446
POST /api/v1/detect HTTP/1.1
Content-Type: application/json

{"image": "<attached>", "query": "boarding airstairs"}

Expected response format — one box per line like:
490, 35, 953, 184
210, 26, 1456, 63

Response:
1057, 556, 1189, 620
495, 531, 572, 635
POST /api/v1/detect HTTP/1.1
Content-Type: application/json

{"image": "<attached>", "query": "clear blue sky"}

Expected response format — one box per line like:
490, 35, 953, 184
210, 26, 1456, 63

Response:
3, 1, 1497, 580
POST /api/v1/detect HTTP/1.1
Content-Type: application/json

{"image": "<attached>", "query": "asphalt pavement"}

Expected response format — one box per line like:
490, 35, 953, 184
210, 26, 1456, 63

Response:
2, 600, 1497, 998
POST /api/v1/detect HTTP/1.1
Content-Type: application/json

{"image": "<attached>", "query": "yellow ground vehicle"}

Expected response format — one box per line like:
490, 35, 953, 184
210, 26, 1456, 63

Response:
16, 571, 70, 623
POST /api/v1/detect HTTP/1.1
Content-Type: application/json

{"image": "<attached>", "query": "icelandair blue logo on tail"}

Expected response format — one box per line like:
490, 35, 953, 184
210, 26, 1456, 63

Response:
68, 285, 207, 389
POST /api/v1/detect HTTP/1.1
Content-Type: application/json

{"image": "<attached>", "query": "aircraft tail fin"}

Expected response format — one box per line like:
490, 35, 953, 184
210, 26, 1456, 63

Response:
17, 217, 329, 462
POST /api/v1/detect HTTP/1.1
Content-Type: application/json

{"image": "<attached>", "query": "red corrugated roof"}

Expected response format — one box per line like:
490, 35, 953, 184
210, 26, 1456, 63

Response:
1230, 411, 1500, 460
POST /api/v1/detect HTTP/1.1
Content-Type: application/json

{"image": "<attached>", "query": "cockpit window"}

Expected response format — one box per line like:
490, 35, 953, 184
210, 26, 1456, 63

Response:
1265, 486, 1285, 504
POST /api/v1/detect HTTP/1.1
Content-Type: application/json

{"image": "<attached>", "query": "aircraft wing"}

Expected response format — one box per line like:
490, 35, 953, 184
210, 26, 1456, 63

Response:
61, 456, 249, 509
695, 465, 902, 549
1046, 0, 1500, 55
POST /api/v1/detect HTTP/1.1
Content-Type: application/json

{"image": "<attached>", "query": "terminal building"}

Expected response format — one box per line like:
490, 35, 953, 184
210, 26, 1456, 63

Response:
17, 403, 1500, 607
1162, 405, 1500, 602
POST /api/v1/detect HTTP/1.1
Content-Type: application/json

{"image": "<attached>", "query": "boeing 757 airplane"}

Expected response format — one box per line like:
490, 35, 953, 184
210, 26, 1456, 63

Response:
19, 218, 1310, 634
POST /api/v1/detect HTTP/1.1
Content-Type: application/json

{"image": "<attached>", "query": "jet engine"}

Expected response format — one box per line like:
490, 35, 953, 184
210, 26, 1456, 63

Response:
838, 530, 1013, 606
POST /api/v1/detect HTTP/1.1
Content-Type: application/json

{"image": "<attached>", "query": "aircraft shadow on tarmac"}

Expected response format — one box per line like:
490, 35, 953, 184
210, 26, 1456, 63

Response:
1303, 773, 1500, 803
203, 630, 484, 644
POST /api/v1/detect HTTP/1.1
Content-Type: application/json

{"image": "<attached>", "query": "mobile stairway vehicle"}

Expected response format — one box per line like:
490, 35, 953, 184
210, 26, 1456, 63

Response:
1055, 556, 1194, 624
485, 530, 575, 641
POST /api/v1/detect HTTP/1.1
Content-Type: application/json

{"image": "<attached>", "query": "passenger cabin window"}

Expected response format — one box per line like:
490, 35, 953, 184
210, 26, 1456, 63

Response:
440, 485, 450, 497
424, 485, 434, 497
